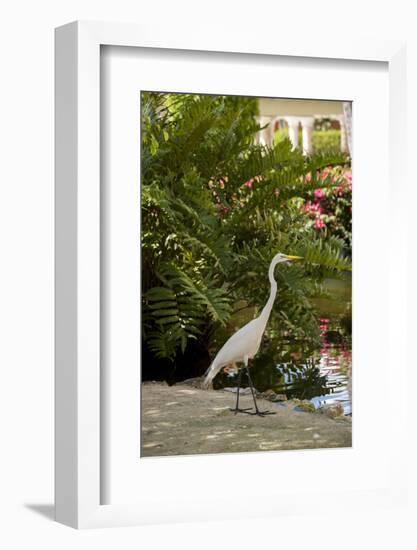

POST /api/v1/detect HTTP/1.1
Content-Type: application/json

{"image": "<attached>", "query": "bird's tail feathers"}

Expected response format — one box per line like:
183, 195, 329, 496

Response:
202, 359, 223, 389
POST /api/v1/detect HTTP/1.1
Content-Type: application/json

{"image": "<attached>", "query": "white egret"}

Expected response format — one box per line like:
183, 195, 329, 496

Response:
202, 252, 302, 416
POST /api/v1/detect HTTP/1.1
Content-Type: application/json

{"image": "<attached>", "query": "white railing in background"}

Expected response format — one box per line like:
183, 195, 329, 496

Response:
256, 98, 351, 155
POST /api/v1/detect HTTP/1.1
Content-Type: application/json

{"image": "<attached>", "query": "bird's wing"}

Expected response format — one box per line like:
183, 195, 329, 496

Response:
213, 317, 262, 365
202, 316, 263, 387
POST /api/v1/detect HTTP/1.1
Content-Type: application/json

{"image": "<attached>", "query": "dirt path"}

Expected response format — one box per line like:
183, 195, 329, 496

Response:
141, 382, 352, 457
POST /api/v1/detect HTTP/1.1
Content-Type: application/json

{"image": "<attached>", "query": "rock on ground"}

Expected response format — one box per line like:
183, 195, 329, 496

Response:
141, 382, 352, 457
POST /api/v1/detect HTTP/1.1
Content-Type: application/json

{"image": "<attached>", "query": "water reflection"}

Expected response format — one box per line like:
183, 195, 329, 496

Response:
276, 321, 352, 415
310, 324, 352, 415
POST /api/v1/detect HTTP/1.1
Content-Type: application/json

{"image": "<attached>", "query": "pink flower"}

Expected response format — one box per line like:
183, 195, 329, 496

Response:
314, 188, 325, 200
243, 179, 253, 189
319, 318, 329, 332
313, 218, 326, 230
305, 201, 323, 214
344, 170, 352, 183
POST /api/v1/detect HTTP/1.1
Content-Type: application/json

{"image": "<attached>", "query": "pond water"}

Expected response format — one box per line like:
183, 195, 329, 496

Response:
215, 274, 352, 415
310, 275, 352, 415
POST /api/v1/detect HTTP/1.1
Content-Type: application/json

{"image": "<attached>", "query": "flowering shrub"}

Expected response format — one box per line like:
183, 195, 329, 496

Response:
303, 166, 352, 249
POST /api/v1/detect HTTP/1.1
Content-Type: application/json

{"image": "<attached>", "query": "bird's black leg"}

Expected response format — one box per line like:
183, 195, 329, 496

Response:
229, 369, 252, 414
246, 365, 276, 417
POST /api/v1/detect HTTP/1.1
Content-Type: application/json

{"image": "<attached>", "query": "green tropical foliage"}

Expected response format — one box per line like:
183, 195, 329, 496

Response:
141, 91, 351, 377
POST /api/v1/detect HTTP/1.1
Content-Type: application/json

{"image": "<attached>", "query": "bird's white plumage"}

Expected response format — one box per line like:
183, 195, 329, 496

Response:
202, 252, 299, 387
212, 317, 263, 366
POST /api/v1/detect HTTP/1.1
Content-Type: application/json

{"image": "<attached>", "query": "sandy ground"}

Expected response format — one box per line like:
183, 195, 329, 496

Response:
141, 381, 352, 457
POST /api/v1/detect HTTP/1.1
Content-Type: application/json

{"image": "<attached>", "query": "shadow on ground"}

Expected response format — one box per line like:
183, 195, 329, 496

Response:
25, 503, 55, 521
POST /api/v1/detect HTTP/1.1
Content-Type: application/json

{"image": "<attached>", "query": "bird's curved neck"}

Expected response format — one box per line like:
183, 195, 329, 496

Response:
259, 259, 278, 326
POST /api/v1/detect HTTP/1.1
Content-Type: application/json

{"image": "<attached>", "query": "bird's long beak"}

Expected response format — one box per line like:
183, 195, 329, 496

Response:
286, 255, 303, 261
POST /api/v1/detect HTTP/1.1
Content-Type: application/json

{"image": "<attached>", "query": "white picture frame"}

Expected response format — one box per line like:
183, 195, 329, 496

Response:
55, 21, 407, 529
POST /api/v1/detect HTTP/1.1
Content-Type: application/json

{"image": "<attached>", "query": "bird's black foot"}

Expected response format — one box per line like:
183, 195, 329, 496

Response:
229, 407, 253, 415
249, 410, 276, 416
